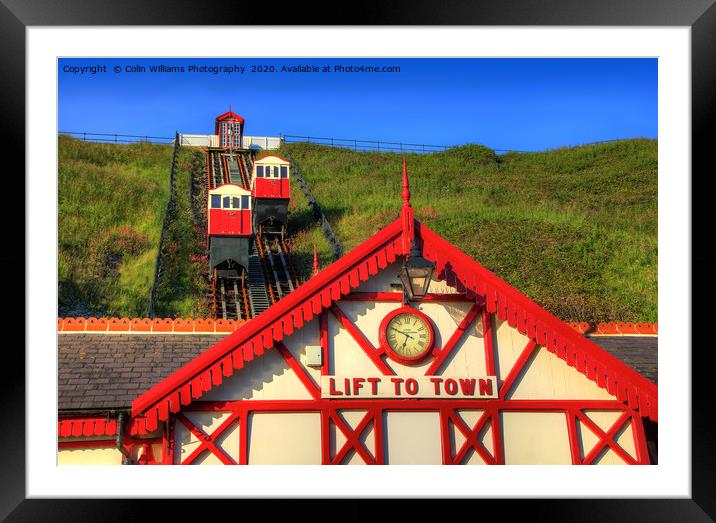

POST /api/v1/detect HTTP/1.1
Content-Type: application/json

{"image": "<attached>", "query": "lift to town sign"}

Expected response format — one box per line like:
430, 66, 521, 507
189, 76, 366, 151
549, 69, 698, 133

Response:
321, 376, 498, 399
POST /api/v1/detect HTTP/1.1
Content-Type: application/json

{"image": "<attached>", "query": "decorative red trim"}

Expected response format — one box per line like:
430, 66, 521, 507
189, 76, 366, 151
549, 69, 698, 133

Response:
378, 305, 436, 365
130, 217, 658, 425
58, 418, 118, 438
59, 317, 246, 333
425, 304, 480, 375
567, 322, 658, 336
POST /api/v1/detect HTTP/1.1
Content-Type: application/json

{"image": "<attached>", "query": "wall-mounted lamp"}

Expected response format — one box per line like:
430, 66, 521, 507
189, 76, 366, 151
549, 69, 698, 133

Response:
398, 238, 436, 302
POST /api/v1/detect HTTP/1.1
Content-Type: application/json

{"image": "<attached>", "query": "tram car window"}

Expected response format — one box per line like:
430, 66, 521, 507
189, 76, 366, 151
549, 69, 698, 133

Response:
251, 155, 291, 237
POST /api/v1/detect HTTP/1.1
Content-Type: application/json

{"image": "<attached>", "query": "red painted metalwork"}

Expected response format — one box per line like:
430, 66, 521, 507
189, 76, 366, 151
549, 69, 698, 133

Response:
328, 409, 379, 464
320, 312, 329, 376
400, 158, 415, 254
329, 304, 394, 375
170, 399, 645, 465
443, 408, 495, 465
313, 245, 320, 277
176, 412, 240, 465
425, 304, 481, 375
564, 408, 647, 465
378, 305, 436, 365
275, 341, 321, 400
482, 309, 496, 376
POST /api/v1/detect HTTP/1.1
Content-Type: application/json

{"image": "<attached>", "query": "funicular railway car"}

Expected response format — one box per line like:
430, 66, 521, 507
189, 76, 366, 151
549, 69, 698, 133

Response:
251, 155, 290, 236
208, 183, 253, 278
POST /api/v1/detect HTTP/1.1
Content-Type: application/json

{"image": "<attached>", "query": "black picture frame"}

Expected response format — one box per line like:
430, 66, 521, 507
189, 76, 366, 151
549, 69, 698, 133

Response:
5, 0, 713, 520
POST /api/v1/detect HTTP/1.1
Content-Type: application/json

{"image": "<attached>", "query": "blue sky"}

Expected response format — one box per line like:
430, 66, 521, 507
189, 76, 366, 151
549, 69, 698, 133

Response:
58, 58, 657, 152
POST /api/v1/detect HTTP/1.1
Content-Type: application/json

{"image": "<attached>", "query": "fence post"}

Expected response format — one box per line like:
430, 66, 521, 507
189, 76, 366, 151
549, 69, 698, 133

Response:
354, 140, 357, 151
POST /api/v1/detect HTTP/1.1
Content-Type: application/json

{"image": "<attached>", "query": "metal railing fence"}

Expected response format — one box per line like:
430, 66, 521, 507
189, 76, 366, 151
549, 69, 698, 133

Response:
59, 131, 175, 145
282, 134, 451, 154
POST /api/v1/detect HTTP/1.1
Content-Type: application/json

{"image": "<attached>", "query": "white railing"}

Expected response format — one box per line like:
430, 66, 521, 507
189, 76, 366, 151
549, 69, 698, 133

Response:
242, 135, 283, 150
178, 134, 282, 150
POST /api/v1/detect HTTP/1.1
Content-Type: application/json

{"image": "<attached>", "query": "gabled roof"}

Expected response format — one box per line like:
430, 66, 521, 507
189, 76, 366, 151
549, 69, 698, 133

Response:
131, 217, 658, 431
215, 111, 245, 123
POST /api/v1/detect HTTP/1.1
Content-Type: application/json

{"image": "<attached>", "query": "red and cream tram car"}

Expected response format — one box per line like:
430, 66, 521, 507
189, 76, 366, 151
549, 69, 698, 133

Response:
251, 155, 290, 236
208, 183, 253, 277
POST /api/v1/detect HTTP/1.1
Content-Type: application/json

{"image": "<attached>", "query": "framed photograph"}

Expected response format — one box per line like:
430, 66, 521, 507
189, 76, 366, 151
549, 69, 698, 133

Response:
8, 0, 714, 519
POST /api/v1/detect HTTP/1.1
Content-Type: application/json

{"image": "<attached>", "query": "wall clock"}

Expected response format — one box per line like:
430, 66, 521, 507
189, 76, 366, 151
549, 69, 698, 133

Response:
379, 305, 435, 364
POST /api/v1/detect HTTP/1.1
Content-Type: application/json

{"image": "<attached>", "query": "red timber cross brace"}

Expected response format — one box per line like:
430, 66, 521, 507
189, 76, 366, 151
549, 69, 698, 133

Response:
129, 163, 656, 464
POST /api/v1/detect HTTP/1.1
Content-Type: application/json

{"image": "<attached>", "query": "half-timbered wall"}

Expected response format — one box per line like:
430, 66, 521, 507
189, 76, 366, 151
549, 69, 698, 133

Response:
166, 261, 648, 465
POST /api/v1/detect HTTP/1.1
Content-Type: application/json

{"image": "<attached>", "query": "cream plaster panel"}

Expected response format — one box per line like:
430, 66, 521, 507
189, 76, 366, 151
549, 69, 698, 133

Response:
438, 311, 489, 377
508, 346, 615, 400
58, 447, 121, 465
494, 318, 531, 381
329, 310, 388, 377
502, 412, 572, 464
282, 317, 322, 386
384, 412, 442, 464
248, 412, 321, 464
583, 410, 622, 431
201, 347, 313, 401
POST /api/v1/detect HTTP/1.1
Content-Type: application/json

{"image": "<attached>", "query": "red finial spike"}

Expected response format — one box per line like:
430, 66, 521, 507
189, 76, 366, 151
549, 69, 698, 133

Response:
402, 156, 411, 207
400, 158, 415, 253
312, 244, 320, 276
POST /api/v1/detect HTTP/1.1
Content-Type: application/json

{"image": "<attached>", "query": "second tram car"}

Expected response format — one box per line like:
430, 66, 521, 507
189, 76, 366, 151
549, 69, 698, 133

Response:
251, 155, 290, 237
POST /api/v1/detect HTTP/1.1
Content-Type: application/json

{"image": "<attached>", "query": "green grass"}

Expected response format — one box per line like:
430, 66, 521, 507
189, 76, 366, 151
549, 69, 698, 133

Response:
58, 136, 657, 323
277, 139, 657, 323
153, 147, 211, 318
58, 136, 173, 316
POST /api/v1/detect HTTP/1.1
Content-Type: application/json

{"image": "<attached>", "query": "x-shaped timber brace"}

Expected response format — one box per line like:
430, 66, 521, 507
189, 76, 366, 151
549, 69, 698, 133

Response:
127, 294, 650, 465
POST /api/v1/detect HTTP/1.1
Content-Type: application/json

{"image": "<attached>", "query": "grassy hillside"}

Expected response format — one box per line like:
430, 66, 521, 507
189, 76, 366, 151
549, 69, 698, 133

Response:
58, 136, 657, 323
58, 136, 188, 316
277, 139, 657, 323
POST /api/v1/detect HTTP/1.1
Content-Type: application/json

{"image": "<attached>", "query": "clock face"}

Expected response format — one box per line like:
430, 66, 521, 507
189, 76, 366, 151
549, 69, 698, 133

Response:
379, 307, 435, 364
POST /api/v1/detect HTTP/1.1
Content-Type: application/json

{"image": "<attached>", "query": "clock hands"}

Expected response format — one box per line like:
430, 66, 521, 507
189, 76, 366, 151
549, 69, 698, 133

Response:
390, 327, 415, 340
